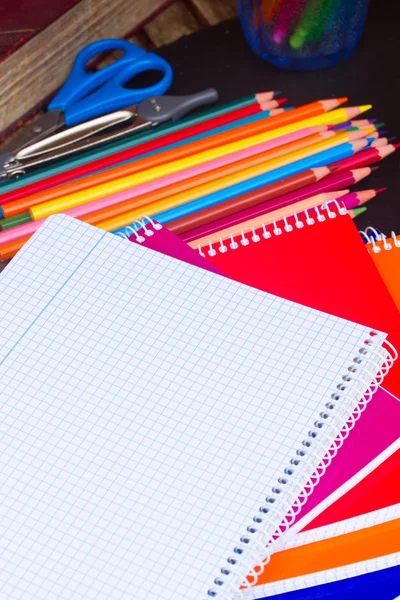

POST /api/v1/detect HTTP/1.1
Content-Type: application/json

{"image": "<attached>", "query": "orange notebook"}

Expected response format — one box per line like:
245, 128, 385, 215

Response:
363, 230, 400, 311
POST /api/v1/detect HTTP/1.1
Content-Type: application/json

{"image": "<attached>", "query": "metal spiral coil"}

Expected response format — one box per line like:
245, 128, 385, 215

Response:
360, 227, 400, 253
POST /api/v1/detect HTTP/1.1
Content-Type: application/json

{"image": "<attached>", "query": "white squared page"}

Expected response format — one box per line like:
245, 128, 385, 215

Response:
0, 215, 386, 600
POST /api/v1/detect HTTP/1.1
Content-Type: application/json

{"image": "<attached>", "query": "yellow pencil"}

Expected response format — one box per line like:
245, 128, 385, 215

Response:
94, 136, 368, 233
30, 106, 371, 221
188, 190, 350, 249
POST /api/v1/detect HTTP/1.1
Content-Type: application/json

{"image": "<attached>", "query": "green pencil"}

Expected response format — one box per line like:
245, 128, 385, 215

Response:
349, 206, 367, 219
290, 0, 339, 50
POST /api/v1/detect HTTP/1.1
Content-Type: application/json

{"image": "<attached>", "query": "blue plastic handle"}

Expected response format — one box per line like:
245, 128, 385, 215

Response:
48, 39, 173, 126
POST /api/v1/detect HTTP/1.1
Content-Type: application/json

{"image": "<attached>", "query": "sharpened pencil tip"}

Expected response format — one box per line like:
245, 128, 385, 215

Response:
352, 167, 372, 183
375, 187, 387, 195
359, 104, 373, 114
320, 97, 348, 111
350, 207, 367, 218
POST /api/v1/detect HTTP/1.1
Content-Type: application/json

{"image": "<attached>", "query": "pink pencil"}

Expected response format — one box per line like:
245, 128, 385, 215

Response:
272, 0, 306, 44
65, 126, 328, 220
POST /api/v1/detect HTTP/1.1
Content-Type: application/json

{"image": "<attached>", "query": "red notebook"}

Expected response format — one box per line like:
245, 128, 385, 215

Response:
124, 219, 400, 532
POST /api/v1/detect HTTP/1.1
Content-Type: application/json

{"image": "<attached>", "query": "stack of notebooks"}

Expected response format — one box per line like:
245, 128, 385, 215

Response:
0, 196, 399, 598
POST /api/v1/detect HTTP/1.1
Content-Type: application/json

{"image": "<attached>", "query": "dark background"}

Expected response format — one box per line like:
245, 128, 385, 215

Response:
155, 0, 400, 234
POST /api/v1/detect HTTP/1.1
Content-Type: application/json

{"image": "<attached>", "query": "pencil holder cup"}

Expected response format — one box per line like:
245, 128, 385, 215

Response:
237, 0, 371, 70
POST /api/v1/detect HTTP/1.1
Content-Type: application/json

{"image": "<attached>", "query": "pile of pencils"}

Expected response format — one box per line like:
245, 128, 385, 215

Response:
0, 91, 397, 261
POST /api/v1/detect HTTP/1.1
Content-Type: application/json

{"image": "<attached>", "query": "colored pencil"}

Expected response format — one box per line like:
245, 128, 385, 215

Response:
339, 188, 387, 210
261, 0, 282, 24
0, 124, 326, 219
290, 0, 338, 49
64, 129, 370, 223
175, 167, 371, 242
331, 143, 398, 172
0, 212, 31, 230
0, 137, 366, 248
103, 139, 367, 234
12, 98, 348, 218
188, 190, 350, 248
349, 206, 367, 218
0, 95, 284, 205
168, 166, 332, 236
62, 128, 335, 224
30, 130, 368, 222
371, 138, 389, 148
272, 0, 306, 44
0, 235, 31, 261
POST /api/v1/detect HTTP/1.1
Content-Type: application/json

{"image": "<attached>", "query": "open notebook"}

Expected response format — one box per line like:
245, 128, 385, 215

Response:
124, 221, 400, 534
0, 215, 392, 600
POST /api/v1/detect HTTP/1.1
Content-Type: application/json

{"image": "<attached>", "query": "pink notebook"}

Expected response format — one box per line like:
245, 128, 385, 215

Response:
123, 221, 400, 531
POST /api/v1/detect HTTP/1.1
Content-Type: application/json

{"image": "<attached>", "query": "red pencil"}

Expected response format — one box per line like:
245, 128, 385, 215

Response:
330, 143, 398, 172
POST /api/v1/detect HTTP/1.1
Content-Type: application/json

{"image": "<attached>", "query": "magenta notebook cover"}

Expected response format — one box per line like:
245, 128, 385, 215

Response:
125, 222, 400, 529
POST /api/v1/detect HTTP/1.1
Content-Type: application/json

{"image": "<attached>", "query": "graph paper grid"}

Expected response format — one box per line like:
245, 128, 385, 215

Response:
0, 215, 386, 599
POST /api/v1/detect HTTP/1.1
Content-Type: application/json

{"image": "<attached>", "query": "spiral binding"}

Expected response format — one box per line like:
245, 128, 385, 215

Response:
115, 216, 162, 241
196, 200, 347, 259
360, 227, 400, 254
191, 202, 397, 599
204, 337, 396, 600
114, 213, 397, 600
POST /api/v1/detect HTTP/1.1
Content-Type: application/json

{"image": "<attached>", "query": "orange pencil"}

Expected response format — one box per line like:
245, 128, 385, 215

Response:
261, 0, 282, 24
2, 98, 348, 217
0, 235, 31, 261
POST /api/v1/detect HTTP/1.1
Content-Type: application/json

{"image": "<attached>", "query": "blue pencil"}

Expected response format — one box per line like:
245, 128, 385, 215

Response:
112, 138, 365, 235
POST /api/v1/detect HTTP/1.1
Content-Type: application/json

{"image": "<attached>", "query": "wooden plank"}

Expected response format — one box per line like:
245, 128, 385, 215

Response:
185, 0, 237, 26
144, 1, 201, 47
0, 0, 173, 133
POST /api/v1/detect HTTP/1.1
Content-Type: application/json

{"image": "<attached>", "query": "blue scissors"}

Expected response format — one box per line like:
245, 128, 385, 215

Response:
1, 39, 173, 157
0, 39, 218, 180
